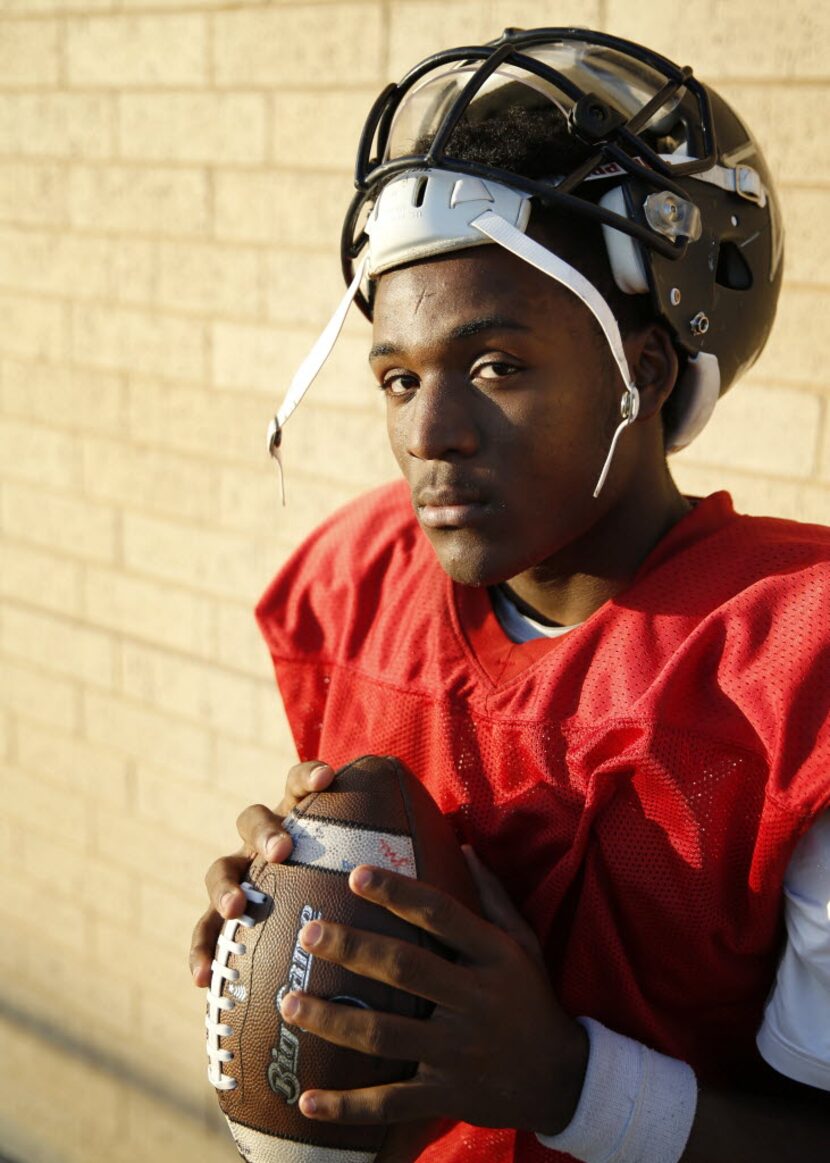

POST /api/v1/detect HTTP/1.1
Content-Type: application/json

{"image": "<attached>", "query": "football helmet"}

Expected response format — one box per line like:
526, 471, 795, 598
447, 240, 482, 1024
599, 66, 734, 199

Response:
343, 28, 783, 446
269, 27, 783, 490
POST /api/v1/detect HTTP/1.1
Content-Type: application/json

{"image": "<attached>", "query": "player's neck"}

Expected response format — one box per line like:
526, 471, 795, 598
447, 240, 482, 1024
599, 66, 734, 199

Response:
505, 470, 691, 627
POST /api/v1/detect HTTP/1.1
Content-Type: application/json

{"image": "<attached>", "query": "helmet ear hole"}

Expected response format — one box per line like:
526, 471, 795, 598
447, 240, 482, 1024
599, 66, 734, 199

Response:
716, 240, 753, 291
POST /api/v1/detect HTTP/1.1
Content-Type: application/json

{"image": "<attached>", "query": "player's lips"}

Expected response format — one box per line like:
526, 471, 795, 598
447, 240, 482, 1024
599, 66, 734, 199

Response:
414, 486, 491, 529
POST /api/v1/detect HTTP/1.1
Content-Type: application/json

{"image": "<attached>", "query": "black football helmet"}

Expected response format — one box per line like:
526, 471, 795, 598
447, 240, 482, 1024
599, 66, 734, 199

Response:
340, 27, 784, 452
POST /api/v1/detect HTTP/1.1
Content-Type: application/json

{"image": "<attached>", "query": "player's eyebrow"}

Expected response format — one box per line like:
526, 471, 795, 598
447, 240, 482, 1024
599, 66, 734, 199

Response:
448, 315, 532, 341
368, 315, 531, 362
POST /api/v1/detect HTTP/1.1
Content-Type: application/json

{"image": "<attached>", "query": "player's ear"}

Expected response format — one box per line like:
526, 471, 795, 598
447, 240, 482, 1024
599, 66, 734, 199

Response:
625, 323, 679, 422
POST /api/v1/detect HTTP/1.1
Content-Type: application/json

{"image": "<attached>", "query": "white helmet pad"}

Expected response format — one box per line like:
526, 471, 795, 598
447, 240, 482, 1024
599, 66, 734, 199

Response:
364, 170, 532, 277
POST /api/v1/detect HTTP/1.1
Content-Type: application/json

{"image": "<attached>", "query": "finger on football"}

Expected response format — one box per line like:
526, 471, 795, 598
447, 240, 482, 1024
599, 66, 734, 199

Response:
279, 759, 335, 813
204, 850, 255, 916
297, 1079, 436, 1126
235, 802, 294, 863
280, 990, 437, 1065
189, 906, 223, 987
462, 845, 543, 965
349, 865, 505, 963
298, 918, 471, 1009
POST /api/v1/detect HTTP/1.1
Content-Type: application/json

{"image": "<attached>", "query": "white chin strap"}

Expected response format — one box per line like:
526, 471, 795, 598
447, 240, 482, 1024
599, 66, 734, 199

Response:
470, 210, 640, 497
266, 254, 368, 504
267, 171, 641, 500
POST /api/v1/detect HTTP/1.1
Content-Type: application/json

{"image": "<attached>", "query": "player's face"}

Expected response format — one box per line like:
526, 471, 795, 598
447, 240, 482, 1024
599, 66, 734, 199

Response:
370, 244, 637, 589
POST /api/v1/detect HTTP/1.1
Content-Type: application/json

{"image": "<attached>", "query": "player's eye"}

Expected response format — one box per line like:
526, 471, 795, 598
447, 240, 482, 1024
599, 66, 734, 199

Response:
379, 370, 419, 396
471, 358, 521, 382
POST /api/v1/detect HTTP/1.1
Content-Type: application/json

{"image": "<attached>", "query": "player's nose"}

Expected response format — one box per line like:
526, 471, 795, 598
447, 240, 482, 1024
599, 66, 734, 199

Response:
400, 376, 480, 462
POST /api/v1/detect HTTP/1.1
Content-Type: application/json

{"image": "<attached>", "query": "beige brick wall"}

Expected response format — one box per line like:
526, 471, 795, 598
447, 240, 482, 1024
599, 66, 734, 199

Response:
0, 3, 826, 1160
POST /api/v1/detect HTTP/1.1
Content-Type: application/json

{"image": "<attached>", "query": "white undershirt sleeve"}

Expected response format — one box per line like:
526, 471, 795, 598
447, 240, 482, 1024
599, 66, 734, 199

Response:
756, 810, 830, 1090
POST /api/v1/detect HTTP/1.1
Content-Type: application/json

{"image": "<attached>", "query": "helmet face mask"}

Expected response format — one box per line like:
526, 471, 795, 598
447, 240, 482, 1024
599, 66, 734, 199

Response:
344, 29, 720, 286
373, 36, 710, 180
340, 27, 784, 451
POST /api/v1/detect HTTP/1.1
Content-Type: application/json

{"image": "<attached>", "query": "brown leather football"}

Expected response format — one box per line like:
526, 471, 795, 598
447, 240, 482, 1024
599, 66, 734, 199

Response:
205, 755, 478, 1162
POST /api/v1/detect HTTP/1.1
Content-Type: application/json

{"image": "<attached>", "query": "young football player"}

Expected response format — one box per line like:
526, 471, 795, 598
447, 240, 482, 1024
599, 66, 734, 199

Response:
191, 28, 830, 1162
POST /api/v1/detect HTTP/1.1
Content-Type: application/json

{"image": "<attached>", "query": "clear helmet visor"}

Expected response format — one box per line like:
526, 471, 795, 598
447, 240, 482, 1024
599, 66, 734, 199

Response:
384, 41, 691, 166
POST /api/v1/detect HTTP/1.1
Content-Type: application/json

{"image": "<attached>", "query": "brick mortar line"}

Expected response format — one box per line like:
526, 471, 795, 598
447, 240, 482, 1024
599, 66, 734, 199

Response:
0, 161, 827, 193
88, 556, 275, 604
1, 531, 280, 612
0, 379, 381, 418
0, 228, 347, 258
379, 0, 391, 78
0, 158, 352, 174
0, 975, 214, 1103
1, 289, 283, 328
55, 8, 68, 89
0, 221, 339, 248
15, 722, 267, 776
11, 279, 830, 317
0, 474, 368, 537
1, 638, 267, 746
0, 231, 349, 257
0, 422, 224, 472
0, 75, 825, 88
0, 429, 263, 471
682, 76, 830, 89
29, 674, 229, 738
676, 455, 830, 486
8, 807, 218, 888
1, 528, 273, 597
0, 361, 381, 404
0, 84, 385, 98
7, 280, 830, 324
0, 158, 826, 186
5, 647, 278, 728
1, 536, 269, 596
0, 644, 119, 693
0, 914, 106, 975
738, 375, 830, 396
5, 733, 133, 793
0, 82, 387, 95
1, 658, 83, 702
0, 595, 126, 636
0, 207, 825, 236
0, 205, 819, 238
2, 513, 346, 597
4, 279, 829, 320
0, 0, 381, 18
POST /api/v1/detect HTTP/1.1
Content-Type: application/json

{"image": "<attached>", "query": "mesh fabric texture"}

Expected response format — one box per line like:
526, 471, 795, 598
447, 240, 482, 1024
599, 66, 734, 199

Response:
256, 481, 830, 1163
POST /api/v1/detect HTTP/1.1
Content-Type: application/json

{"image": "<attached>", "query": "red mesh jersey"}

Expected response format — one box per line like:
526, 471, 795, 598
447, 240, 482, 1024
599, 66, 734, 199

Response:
256, 481, 830, 1163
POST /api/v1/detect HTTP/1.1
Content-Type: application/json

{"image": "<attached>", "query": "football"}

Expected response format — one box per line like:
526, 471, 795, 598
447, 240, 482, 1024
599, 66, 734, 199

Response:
205, 754, 478, 1162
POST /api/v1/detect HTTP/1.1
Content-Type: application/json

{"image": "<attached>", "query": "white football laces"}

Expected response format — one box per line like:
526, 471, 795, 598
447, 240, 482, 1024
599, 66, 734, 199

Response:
205, 881, 268, 1091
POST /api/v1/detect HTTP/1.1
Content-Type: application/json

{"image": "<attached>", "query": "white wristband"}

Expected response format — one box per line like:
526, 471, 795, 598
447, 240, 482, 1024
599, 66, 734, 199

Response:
536, 1017, 698, 1163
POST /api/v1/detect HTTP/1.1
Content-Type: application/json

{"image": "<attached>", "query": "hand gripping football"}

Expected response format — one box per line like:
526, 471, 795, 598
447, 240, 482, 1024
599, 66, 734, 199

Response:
205, 755, 478, 1163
